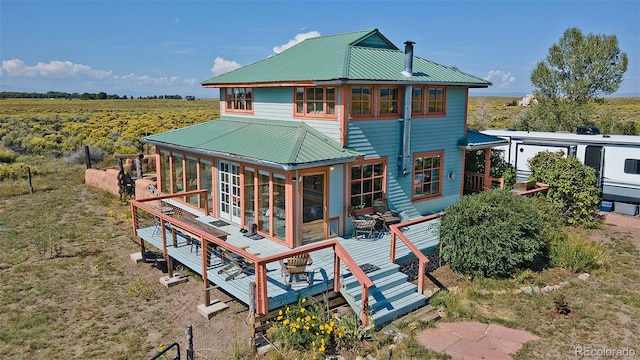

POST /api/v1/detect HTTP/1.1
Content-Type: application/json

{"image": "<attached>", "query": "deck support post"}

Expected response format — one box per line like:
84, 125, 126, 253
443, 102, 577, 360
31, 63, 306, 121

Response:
202, 238, 210, 306
333, 251, 340, 293
249, 281, 256, 353
483, 148, 491, 190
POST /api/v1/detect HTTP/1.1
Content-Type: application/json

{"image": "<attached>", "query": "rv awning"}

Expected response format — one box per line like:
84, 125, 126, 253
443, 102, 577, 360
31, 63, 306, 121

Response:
457, 130, 509, 150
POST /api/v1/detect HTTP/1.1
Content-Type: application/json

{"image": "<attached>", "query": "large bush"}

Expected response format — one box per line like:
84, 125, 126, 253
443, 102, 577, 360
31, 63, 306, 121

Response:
528, 151, 600, 228
440, 189, 549, 278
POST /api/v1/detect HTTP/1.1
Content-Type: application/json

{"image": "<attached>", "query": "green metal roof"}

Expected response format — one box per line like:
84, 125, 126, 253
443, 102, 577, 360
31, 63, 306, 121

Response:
458, 130, 510, 150
201, 29, 490, 87
144, 117, 362, 170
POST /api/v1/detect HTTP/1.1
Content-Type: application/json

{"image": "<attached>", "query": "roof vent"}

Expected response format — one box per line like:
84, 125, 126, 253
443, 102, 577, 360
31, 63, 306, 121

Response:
402, 41, 415, 77
576, 126, 600, 135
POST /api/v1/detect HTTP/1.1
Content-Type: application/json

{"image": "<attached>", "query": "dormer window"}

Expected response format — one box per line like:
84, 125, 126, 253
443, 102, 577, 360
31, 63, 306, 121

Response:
225, 87, 253, 113
294, 87, 336, 119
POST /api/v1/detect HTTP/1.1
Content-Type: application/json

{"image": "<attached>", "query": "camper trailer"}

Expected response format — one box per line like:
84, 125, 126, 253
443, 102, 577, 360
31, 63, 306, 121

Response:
482, 129, 640, 215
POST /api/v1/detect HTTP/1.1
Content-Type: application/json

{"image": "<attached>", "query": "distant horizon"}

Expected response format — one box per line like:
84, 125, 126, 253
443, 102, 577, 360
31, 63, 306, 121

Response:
1, 1, 638, 98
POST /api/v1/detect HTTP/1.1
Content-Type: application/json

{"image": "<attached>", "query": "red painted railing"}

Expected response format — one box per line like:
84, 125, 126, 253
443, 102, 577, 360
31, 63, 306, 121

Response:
389, 212, 444, 295
130, 193, 374, 325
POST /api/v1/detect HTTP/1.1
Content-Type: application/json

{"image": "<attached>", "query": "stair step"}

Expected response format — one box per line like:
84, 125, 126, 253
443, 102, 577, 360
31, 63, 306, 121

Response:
344, 271, 408, 296
342, 264, 401, 290
351, 276, 413, 303
354, 282, 421, 312
370, 293, 427, 326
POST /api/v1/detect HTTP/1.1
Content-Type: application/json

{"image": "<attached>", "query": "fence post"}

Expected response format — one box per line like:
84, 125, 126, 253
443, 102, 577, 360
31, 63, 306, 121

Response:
84, 145, 91, 169
185, 324, 194, 360
26, 167, 34, 194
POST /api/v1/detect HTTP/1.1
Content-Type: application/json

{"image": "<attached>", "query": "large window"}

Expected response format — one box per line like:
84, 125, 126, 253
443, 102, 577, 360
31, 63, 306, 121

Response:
172, 153, 184, 193
295, 87, 336, 118
225, 87, 253, 112
350, 86, 372, 116
160, 150, 171, 193
378, 87, 400, 116
413, 151, 443, 200
427, 87, 446, 115
185, 156, 198, 204
350, 160, 385, 209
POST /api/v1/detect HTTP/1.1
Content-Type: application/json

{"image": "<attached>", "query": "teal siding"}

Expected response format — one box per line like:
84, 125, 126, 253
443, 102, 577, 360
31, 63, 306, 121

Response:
346, 86, 468, 219
328, 164, 346, 220
254, 87, 293, 121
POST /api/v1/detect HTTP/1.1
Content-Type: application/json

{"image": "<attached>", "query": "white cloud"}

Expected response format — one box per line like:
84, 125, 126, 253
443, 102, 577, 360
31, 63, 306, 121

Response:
272, 31, 321, 54
484, 70, 516, 88
0, 59, 199, 96
211, 57, 241, 76
1, 59, 111, 79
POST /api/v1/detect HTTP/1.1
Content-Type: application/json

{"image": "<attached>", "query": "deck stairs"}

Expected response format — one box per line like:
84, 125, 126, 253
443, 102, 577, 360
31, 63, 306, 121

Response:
340, 263, 426, 326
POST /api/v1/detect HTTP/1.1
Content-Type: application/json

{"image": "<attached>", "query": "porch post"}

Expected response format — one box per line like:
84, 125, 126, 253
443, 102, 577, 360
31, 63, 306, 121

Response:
484, 148, 491, 190
389, 231, 397, 263
202, 238, 210, 306
333, 251, 340, 293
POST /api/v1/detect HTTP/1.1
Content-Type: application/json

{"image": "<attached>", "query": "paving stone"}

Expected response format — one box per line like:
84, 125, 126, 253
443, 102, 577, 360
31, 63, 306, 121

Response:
578, 273, 590, 281
541, 285, 555, 293
521, 286, 532, 294
439, 322, 489, 342
416, 327, 462, 352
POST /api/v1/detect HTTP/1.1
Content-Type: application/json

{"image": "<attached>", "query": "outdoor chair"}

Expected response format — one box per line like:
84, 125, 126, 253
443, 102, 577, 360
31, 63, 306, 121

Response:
279, 253, 313, 289
373, 198, 402, 230
217, 247, 258, 281
348, 207, 378, 240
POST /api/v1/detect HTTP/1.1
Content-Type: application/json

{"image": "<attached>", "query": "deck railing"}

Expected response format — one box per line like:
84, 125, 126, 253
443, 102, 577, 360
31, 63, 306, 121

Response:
389, 212, 444, 295
130, 193, 375, 325
464, 172, 504, 193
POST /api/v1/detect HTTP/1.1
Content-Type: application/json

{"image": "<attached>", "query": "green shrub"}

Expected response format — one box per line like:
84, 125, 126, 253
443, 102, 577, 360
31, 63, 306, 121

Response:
440, 189, 549, 278
549, 231, 607, 273
528, 151, 600, 228
0, 150, 16, 164
0, 162, 39, 181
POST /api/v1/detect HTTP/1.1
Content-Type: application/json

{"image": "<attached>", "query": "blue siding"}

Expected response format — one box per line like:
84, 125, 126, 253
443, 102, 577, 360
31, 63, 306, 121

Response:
254, 87, 293, 121
347, 86, 467, 219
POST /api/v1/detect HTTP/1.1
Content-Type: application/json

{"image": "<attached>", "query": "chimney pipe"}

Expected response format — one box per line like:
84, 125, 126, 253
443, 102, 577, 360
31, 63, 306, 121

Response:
402, 41, 415, 77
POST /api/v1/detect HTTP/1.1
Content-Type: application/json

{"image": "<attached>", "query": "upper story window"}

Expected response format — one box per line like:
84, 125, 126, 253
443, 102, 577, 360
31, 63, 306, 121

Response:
350, 159, 385, 209
411, 87, 424, 115
378, 87, 400, 117
412, 151, 443, 201
350, 86, 373, 116
624, 159, 640, 175
294, 87, 336, 118
427, 87, 446, 116
225, 87, 253, 113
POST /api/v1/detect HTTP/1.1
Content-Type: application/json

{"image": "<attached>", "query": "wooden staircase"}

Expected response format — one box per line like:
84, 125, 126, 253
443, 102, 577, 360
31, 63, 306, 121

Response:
340, 263, 426, 326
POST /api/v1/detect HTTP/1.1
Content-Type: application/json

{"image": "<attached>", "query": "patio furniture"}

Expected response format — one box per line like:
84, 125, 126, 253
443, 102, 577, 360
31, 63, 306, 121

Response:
373, 198, 402, 230
218, 247, 258, 281
348, 207, 378, 240
279, 253, 314, 289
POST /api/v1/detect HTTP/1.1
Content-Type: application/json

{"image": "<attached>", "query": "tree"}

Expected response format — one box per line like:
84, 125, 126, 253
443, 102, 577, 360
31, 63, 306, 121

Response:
529, 27, 628, 132
528, 151, 600, 228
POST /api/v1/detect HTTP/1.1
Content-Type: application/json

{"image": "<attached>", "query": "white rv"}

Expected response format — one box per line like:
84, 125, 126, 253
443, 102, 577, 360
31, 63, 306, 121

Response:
482, 129, 640, 215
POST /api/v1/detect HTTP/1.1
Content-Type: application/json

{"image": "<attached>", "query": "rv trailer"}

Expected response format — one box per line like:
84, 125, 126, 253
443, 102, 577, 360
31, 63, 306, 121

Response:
482, 129, 640, 215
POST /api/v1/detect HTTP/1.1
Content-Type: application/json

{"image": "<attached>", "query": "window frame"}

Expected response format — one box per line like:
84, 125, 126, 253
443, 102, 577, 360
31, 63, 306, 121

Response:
412, 150, 444, 201
293, 86, 337, 119
224, 87, 254, 114
377, 86, 401, 118
624, 159, 640, 175
411, 86, 425, 116
349, 158, 387, 212
349, 86, 374, 119
426, 86, 446, 117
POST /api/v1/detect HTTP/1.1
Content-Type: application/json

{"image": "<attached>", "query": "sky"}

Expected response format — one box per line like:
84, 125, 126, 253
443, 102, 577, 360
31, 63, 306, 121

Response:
1, 0, 639, 99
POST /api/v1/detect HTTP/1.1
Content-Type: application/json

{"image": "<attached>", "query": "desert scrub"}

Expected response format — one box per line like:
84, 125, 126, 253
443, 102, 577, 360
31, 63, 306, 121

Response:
549, 230, 607, 273
0, 162, 39, 180
267, 297, 374, 357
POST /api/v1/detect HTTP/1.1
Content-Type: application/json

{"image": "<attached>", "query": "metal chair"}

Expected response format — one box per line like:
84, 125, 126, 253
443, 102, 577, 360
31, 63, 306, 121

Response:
348, 207, 377, 240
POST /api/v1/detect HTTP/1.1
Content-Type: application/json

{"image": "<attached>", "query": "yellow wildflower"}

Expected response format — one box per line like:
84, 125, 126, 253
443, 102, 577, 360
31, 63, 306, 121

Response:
300, 308, 305, 313
283, 319, 290, 325
279, 310, 283, 315
291, 327, 297, 333
305, 315, 311, 322
301, 298, 306, 303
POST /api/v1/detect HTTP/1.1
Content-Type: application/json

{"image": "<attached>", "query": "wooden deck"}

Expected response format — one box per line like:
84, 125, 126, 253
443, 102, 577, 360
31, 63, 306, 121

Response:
136, 210, 440, 312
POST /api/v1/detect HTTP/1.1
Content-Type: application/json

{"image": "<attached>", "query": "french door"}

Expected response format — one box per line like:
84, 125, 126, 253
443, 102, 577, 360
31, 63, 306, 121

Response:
218, 160, 241, 223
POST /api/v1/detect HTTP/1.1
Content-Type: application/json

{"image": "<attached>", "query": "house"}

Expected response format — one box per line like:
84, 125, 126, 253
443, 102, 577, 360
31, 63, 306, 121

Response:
131, 29, 506, 326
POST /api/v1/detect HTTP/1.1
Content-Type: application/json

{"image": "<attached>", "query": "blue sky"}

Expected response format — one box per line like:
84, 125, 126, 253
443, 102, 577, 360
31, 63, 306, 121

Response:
1, 1, 638, 98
